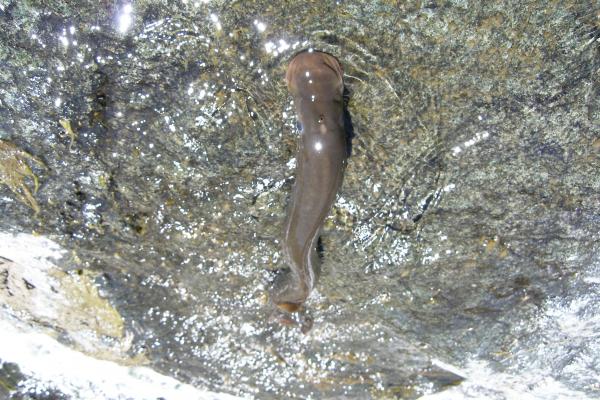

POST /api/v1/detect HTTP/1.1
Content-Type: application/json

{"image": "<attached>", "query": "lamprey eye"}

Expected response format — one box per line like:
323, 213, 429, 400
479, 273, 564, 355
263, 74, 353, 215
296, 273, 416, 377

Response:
318, 114, 324, 124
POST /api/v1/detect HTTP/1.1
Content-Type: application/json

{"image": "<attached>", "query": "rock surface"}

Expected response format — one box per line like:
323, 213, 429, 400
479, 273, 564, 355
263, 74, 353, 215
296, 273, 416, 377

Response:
1, 0, 599, 398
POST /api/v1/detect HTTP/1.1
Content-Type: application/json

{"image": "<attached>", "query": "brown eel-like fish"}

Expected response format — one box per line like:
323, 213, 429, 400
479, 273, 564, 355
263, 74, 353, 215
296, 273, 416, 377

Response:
271, 50, 347, 312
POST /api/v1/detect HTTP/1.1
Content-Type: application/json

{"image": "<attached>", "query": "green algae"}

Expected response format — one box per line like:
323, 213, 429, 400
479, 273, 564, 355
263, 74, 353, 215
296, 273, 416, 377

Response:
0, 140, 46, 214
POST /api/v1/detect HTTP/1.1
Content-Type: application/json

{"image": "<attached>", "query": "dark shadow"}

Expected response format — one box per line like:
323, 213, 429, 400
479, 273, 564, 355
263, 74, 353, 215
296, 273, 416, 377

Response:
343, 85, 355, 157
316, 236, 324, 260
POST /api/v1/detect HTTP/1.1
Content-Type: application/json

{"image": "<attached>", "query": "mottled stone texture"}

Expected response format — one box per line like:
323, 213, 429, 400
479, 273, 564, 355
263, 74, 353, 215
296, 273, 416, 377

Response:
1, 0, 599, 398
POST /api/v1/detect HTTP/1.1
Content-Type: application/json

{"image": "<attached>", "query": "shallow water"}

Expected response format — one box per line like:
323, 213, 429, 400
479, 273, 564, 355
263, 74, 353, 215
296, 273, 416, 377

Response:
1, 0, 599, 398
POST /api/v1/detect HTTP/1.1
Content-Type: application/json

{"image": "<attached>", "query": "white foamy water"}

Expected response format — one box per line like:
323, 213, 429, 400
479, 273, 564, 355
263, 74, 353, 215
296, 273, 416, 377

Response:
0, 317, 244, 400
420, 358, 590, 400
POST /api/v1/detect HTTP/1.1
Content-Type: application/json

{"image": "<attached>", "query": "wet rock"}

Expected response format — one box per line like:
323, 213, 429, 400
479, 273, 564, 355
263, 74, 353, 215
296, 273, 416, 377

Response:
0, 0, 599, 399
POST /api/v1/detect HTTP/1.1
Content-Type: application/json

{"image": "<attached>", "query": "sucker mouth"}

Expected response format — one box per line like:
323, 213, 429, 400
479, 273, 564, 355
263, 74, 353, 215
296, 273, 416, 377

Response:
275, 302, 302, 313
286, 51, 344, 87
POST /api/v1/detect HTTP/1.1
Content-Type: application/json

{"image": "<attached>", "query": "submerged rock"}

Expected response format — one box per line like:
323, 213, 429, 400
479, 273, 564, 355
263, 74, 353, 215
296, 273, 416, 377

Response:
0, 0, 598, 398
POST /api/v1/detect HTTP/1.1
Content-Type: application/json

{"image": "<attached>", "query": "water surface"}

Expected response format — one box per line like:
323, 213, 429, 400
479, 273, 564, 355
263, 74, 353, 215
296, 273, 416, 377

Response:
1, 0, 599, 398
